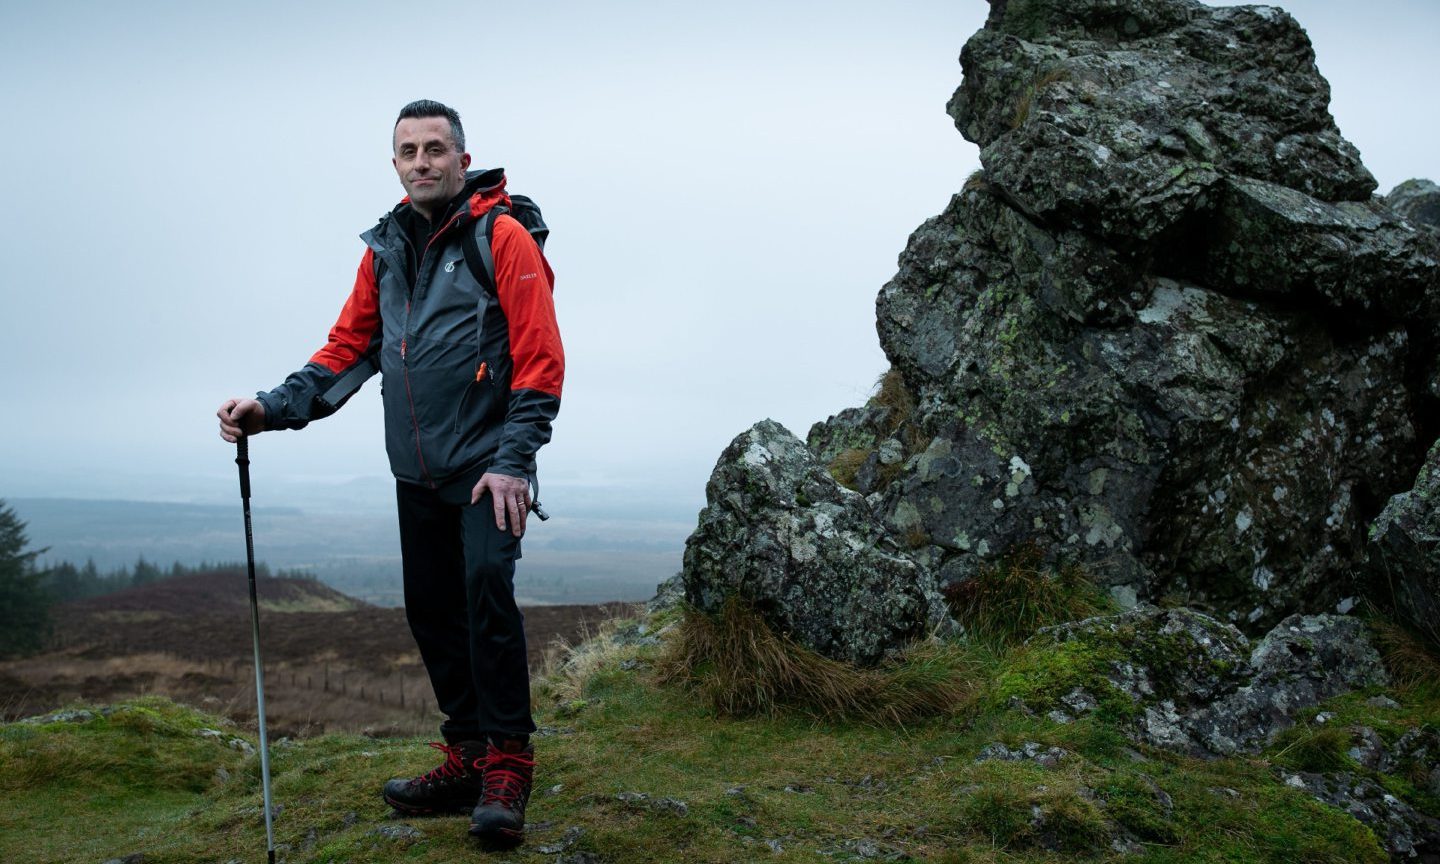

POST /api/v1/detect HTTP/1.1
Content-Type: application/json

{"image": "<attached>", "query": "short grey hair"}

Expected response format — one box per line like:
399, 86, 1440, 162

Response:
393, 99, 465, 153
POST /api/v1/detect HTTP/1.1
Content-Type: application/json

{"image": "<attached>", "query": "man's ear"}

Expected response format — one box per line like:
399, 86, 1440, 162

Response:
460, 152, 472, 171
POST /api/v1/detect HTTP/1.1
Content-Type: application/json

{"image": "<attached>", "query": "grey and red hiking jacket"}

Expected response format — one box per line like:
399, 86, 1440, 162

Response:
256, 169, 563, 488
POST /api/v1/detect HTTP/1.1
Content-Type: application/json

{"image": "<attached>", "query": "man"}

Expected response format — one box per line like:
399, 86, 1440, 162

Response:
217, 99, 563, 849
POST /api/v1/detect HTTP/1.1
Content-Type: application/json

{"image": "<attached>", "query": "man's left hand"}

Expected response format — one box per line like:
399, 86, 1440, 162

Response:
472, 472, 530, 537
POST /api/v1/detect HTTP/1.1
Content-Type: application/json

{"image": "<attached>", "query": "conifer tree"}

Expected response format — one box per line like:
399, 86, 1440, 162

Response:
0, 500, 52, 658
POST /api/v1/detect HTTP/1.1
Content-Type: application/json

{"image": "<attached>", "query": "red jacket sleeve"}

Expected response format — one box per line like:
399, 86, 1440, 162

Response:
490, 216, 564, 477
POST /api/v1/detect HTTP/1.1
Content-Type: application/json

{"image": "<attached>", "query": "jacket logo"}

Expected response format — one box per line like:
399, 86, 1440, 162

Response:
520, 272, 537, 280
445, 259, 462, 273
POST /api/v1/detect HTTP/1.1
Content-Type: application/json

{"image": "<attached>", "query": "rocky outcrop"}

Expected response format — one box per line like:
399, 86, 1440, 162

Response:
685, 0, 1440, 663
807, 0, 1440, 628
1020, 605, 1386, 756
1389, 179, 1440, 231
682, 421, 951, 665
1370, 439, 1440, 644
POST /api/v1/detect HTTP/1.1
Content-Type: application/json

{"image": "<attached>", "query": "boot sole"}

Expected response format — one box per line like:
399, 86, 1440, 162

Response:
382, 792, 476, 817
469, 824, 524, 849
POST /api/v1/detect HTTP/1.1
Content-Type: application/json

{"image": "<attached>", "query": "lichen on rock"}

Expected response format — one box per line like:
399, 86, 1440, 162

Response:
682, 420, 952, 666
1012, 605, 1386, 756
804, 0, 1440, 628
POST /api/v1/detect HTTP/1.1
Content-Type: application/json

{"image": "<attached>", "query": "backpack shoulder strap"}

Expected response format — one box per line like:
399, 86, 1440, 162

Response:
463, 206, 502, 297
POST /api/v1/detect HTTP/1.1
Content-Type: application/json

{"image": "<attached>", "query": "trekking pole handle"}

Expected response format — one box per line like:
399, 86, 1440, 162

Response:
236, 436, 251, 501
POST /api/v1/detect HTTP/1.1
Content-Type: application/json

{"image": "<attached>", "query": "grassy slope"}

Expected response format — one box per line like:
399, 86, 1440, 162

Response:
3, 612, 1437, 864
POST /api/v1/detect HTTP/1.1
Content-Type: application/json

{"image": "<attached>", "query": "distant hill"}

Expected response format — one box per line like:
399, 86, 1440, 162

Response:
63, 569, 369, 616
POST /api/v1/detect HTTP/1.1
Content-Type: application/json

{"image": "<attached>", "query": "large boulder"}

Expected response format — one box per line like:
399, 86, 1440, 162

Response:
950, 0, 1374, 247
809, 0, 1440, 629
682, 421, 951, 666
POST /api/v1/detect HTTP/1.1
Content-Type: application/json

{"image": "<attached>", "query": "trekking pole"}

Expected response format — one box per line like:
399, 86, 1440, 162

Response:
235, 436, 277, 864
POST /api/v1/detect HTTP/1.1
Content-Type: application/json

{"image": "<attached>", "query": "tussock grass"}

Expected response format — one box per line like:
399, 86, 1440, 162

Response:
1270, 723, 1354, 773
1371, 612, 1440, 692
657, 596, 974, 725
944, 541, 1112, 648
827, 447, 870, 489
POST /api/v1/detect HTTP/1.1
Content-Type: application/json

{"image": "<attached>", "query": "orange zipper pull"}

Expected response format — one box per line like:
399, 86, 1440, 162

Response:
475, 361, 487, 382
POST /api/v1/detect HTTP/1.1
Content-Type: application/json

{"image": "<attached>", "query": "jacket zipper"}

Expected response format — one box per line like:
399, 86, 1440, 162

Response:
399, 211, 466, 489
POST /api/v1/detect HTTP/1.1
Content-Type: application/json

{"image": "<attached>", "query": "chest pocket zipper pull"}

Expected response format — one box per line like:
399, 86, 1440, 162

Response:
444, 258, 463, 274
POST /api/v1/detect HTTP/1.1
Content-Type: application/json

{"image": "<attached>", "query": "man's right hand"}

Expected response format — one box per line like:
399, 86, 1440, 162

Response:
217, 398, 266, 443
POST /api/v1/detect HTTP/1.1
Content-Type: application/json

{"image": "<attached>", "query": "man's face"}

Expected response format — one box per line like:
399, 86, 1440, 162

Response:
392, 116, 471, 218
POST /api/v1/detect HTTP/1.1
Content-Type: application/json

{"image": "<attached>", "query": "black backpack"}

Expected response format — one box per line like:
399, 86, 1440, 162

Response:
462, 193, 549, 297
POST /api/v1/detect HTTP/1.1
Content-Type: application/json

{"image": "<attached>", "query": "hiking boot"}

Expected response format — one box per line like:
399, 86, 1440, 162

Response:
382, 740, 485, 815
468, 739, 535, 847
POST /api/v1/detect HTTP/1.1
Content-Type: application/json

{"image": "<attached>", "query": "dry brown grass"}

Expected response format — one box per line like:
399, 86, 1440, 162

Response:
657, 596, 974, 725
828, 447, 870, 490
827, 368, 930, 491
1370, 615, 1440, 692
1011, 67, 1072, 129
943, 541, 1111, 647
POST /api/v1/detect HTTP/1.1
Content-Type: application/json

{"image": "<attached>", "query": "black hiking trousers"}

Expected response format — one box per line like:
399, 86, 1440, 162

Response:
396, 477, 536, 743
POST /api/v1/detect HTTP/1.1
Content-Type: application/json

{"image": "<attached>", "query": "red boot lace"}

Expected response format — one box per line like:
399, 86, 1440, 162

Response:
414, 741, 467, 784
480, 746, 535, 808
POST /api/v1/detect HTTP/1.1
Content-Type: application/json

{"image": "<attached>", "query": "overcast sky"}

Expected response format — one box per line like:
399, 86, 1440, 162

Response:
1, 0, 1435, 516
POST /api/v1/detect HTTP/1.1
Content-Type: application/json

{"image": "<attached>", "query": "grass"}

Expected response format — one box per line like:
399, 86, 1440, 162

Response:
656, 595, 973, 725
942, 541, 1114, 648
1371, 612, 1440, 693
1010, 67, 1072, 130
3, 601, 1436, 863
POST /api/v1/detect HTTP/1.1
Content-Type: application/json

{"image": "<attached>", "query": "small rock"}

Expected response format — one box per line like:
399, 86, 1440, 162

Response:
1061, 687, 1099, 715
537, 825, 584, 854
546, 783, 565, 796
1366, 695, 1401, 710
653, 797, 689, 816
373, 824, 424, 842
765, 838, 785, 854
99, 856, 145, 864
1348, 726, 1385, 769
26, 709, 95, 725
